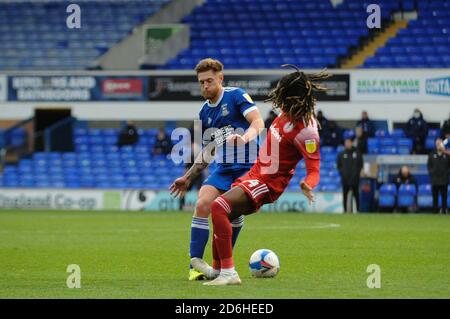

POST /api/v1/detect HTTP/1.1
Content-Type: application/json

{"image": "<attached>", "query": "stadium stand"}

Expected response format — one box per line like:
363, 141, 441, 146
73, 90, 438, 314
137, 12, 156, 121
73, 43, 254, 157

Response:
0, 123, 443, 192
0, 0, 171, 70
160, 0, 400, 70
364, 0, 450, 68
0, 0, 448, 70
0, 125, 341, 191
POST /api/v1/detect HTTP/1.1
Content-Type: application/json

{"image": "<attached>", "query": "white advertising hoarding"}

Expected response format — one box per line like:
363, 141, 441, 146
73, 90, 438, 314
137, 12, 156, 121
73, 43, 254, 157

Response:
0, 189, 343, 213
351, 70, 450, 102
0, 189, 121, 210
121, 190, 343, 213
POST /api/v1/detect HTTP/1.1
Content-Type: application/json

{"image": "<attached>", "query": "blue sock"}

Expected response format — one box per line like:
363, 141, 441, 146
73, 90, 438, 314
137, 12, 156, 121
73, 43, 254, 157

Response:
189, 216, 209, 269
231, 215, 244, 248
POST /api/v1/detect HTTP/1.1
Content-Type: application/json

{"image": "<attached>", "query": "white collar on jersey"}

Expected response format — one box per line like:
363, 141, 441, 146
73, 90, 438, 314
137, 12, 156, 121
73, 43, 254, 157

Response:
207, 88, 225, 107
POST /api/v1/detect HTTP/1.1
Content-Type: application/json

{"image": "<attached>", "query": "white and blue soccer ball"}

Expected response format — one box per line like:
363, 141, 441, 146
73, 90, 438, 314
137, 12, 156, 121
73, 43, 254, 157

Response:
249, 249, 280, 278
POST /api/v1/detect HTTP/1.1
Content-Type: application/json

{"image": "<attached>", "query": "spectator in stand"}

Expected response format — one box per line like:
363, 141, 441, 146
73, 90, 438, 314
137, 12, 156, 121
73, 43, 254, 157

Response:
316, 110, 329, 136
322, 120, 342, 147
428, 138, 450, 214
264, 110, 278, 129
441, 112, 450, 139
117, 120, 139, 147
356, 111, 375, 138
152, 128, 173, 156
337, 138, 364, 213
392, 166, 417, 190
354, 126, 368, 154
406, 108, 428, 154
391, 166, 418, 213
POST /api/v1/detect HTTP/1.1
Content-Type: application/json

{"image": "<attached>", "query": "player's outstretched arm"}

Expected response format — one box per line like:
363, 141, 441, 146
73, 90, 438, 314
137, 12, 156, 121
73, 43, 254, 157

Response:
169, 142, 216, 198
227, 109, 264, 146
294, 128, 321, 205
300, 157, 320, 205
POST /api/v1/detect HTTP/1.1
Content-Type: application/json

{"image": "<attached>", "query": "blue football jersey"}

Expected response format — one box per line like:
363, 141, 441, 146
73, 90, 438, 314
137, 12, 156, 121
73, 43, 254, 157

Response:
199, 87, 259, 172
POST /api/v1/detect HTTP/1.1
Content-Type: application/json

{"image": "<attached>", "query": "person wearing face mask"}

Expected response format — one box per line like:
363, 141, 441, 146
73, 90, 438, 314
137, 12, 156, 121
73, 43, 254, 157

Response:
427, 139, 450, 214
406, 109, 428, 154
354, 126, 368, 154
322, 120, 342, 147
356, 111, 375, 138
316, 110, 329, 137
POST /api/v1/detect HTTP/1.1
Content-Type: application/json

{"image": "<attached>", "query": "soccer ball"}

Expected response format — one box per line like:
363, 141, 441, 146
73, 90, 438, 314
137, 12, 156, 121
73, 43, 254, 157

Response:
249, 249, 280, 278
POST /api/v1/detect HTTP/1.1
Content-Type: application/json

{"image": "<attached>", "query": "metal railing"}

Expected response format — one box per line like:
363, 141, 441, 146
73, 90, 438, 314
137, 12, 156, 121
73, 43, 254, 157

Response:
0, 117, 34, 169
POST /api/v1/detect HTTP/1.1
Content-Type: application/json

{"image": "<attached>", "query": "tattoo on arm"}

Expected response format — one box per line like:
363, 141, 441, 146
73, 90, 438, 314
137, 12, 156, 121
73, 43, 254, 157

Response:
185, 142, 216, 182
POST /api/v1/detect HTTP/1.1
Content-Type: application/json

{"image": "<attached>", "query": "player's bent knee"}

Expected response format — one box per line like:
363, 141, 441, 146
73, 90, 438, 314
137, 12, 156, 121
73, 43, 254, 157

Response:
195, 197, 213, 217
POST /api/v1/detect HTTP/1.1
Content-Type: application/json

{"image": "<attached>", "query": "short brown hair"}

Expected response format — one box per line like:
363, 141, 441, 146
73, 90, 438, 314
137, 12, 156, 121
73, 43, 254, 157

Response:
195, 58, 224, 74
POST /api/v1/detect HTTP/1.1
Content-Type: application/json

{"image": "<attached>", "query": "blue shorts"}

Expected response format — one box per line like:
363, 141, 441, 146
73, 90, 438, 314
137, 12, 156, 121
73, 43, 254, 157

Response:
203, 166, 251, 192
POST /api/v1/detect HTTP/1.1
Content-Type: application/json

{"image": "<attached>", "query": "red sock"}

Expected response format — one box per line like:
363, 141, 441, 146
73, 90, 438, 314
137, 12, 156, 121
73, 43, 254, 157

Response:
211, 196, 234, 269
212, 236, 221, 271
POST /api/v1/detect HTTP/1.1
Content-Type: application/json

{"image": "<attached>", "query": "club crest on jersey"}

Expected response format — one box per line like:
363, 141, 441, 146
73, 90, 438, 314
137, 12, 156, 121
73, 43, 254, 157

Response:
283, 122, 294, 133
208, 117, 212, 125
305, 139, 317, 153
221, 104, 229, 117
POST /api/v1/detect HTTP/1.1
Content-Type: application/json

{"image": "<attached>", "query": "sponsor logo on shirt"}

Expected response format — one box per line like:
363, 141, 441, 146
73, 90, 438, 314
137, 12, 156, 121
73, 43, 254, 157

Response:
270, 125, 282, 142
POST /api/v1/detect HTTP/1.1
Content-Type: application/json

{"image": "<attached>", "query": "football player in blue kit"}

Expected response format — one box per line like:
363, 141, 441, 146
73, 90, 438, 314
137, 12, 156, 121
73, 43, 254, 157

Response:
169, 58, 264, 280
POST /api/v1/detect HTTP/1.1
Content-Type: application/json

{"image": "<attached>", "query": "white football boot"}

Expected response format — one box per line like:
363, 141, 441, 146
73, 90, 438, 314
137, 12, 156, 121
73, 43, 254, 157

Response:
203, 271, 242, 286
190, 257, 219, 280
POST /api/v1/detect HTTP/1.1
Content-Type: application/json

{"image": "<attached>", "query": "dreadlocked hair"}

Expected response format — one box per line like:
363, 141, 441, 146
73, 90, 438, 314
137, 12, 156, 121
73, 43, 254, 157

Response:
265, 64, 330, 126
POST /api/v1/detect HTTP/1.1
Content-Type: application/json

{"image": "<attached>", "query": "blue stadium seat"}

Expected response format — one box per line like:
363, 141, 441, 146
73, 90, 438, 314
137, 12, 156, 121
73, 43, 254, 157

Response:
321, 183, 340, 192
397, 184, 417, 208
396, 138, 413, 154
425, 136, 437, 150
343, 129, 355, 140
378, 183, 397, 209
375, 129, 389, 138
321, 146, 336, 154
391, 129, 405, 137
428, 128, 441, 137
417, 184, 433, 209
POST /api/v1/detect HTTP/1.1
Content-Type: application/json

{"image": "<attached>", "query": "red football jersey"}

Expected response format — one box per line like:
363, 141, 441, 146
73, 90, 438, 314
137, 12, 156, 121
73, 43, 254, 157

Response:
242, 113, 321, 201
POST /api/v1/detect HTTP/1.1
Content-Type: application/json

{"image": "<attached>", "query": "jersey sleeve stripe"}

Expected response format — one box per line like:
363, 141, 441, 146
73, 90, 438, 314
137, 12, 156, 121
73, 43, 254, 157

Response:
242, 106, 258, 117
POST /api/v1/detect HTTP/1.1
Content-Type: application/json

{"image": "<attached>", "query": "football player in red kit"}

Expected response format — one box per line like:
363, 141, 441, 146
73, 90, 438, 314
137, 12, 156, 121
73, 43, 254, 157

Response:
191, 65, 330, 285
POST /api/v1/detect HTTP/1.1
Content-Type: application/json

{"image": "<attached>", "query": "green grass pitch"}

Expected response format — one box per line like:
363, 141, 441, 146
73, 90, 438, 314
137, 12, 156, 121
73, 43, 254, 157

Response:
0, 210, 449, 298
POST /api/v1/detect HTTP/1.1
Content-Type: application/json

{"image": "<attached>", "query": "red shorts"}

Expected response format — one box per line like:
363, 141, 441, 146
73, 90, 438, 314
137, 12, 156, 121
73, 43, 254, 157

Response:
232, 171, 275, 212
